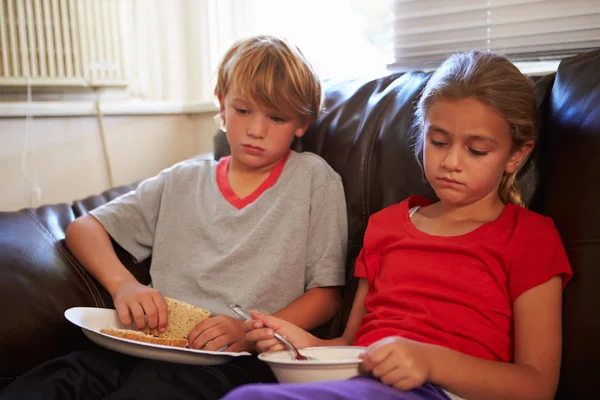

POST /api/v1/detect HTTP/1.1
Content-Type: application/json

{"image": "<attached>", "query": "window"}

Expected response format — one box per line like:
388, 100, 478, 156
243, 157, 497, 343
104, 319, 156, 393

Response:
5, 0, 595, 114
389, 0, 600, 71
231, 0, 391, 81
129, 0, 393, 106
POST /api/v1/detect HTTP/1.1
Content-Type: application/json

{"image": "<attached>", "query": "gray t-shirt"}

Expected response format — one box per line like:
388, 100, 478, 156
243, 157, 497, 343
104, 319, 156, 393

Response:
90, 151, 347, 317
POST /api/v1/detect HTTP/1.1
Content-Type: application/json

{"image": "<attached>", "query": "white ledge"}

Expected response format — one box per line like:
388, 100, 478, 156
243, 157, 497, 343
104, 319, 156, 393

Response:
0, 100, 219, 118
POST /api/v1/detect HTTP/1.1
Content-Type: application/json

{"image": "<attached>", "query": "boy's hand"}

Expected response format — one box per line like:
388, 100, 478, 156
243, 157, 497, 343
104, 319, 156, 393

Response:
243, 310, 317, 353
360, 336, 433, 391
188, 315, 252, 353
112, 280, 168, 332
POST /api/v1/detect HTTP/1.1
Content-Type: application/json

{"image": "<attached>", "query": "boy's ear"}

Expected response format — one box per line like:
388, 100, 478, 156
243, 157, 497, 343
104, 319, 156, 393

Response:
218, 94, 225, 114
506, 139, 534, 174
218, 95, 226, 129
294, 121, 310, 138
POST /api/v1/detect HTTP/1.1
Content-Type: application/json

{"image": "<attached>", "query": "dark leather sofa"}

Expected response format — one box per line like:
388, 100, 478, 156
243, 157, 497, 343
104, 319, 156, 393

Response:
1, 48, 598, 398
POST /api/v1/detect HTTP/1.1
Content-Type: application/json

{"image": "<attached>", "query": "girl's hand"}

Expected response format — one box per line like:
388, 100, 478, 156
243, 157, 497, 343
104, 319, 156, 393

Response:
187, 315, 253, 352
243, 310, 318, 353
112, 280, 168, 331
360, 336, 433, 391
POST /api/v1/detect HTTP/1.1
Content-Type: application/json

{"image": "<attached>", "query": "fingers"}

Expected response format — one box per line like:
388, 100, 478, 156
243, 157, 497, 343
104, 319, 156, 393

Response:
189, 324, 221, 350
201, 332, 230, 352
256, 338, 285, 353
188, 316, 245, 350
188, 316, 224, 345
115, 300, 132, 326
360, 344, 393, 373
249, 310, 283, 330
112, 285, 166, 331
129, 293, 165, 331
128, 301, 147, 329
243, 319, 264, 333
370, 356, 398, 379
361, 345, 412, 389
242, 319, 281, 353
152, 294, 168, 332
190, 314, 285, 354
246, 327, 275, 344
380, 369, 420, 391
139, 296, 158, 329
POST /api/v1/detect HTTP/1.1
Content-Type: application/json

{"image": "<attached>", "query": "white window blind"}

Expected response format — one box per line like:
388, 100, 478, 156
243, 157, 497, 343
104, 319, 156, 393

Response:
390, 0, 600, 70
0, 0, 130, 88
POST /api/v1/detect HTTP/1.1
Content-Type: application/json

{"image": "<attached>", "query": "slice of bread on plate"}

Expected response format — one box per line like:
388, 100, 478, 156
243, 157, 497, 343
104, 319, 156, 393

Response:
100, 327, 188, 347
142, 297, 212, 340
100, 297, 212, 348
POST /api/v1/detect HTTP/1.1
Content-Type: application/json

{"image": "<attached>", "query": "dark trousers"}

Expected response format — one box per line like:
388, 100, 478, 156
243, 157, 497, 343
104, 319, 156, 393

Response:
0, 348, 276, 400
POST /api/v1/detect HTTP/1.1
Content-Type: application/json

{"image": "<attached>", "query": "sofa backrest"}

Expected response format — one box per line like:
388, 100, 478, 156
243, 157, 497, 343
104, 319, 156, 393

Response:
1, 49, 598, 399
536, 49, 600, 399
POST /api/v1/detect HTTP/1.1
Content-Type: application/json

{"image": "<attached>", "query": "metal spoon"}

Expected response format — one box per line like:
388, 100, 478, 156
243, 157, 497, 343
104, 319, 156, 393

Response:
229, 304, 318, 361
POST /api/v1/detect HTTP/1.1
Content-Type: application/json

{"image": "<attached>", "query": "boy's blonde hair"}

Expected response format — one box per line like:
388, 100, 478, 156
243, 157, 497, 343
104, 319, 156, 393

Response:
413, 51, 537, 206
215, 35, 322, 125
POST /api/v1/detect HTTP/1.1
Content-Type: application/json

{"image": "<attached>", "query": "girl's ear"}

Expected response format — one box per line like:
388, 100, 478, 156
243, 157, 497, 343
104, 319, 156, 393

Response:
506, 140, 534, 174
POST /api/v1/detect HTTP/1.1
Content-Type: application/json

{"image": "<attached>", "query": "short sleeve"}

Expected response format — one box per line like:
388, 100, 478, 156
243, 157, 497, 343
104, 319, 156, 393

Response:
354, 249, 368, 278
509, 217, 573, 302
89, 171, 167, 263
353, 214, 382, 284
304, 179, 348, 290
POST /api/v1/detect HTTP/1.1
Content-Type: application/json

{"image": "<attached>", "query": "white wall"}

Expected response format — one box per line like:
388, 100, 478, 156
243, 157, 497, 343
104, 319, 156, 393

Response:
0, 112, 218, 211
0, 0, 239, 211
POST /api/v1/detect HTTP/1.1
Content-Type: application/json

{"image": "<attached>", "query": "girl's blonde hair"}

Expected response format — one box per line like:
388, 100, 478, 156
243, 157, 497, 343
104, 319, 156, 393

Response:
413, 51, 537, 206
215, 35, 322, 125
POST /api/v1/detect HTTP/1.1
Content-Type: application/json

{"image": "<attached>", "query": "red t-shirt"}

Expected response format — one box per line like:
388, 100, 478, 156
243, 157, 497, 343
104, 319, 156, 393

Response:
353, 196, 572, 362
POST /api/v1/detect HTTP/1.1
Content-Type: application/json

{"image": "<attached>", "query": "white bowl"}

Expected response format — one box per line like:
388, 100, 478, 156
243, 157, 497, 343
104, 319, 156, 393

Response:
258, 346, 366, 383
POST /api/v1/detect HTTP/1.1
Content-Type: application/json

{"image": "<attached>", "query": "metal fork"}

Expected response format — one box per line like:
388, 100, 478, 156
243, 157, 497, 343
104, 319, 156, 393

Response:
229, 304, 318, 361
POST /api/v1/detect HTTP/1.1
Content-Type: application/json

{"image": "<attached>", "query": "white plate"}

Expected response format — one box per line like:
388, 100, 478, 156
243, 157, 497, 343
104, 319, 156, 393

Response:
258, 346, 367, 383
65, 307, 251, 365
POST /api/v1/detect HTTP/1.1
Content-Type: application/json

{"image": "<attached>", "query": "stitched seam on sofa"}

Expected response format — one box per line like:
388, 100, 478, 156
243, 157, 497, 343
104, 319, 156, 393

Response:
356, 130, 367, 229
363, 84, 402, 222
60, 241, 106, 308
21, 210, 103, 307
566, 239, 600, 249
19, 210, 104, 308
341, 83, 403, 338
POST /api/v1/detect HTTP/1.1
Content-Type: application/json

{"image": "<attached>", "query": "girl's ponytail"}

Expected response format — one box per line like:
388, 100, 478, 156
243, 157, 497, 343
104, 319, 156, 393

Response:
499, 171, 524, 206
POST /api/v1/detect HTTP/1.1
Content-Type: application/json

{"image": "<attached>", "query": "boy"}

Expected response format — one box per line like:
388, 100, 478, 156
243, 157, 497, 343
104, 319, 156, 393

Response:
0, 35, 347, 400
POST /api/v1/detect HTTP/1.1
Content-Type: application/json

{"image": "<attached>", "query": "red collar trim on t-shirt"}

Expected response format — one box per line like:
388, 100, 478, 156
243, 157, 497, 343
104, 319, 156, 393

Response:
216, 151, 291, 209
403, 195, 515, 239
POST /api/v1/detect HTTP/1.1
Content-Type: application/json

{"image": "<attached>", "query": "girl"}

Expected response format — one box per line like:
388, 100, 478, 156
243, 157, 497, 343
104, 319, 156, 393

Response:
222, 51, 572, 400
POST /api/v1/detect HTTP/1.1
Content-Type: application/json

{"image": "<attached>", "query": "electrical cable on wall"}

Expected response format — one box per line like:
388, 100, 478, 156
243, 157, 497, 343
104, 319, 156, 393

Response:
93, 85, 115, 189
21, 76, 42, 207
